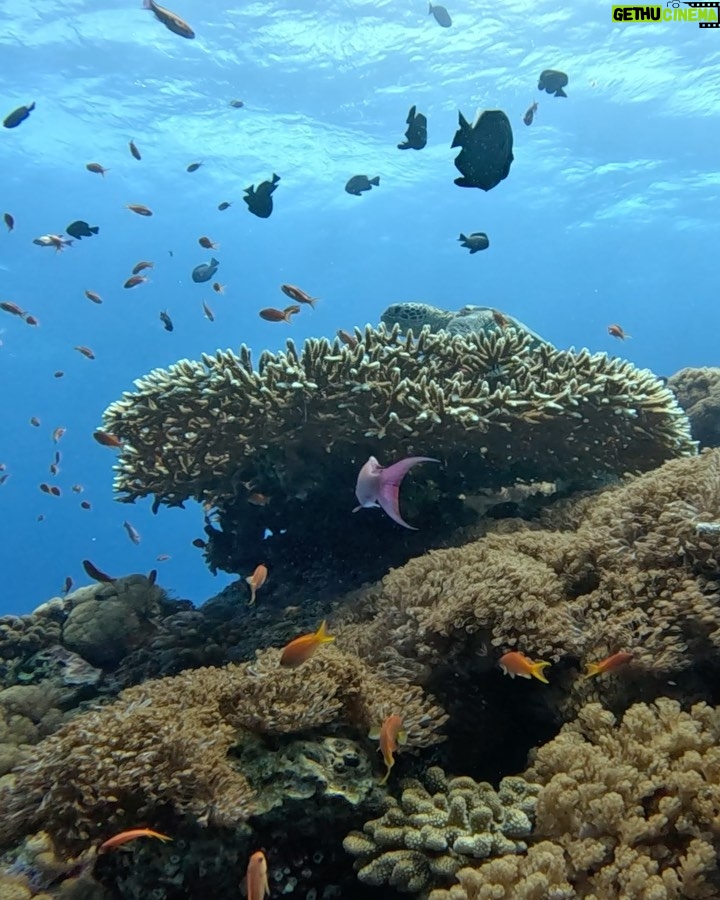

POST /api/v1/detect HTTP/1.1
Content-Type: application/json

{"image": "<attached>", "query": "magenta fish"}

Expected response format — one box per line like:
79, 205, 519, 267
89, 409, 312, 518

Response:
353, 455, 439, 529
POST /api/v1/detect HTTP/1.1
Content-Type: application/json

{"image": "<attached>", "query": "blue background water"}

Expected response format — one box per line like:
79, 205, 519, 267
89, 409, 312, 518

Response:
0, 0, 717, 615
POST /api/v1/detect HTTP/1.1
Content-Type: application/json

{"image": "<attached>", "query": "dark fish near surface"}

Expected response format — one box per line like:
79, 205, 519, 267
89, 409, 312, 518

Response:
4, 213, 14, 231
217, 201, 231, 211
86, 162, 109, 176
538, 69, 568, 97
129, 139, 142, 160
451, 109, 514, 191
142, 0, 195, 38
191, 257, 219, 283
159, 310, 174, 331
428, 2, 452, 27
397, 105, 427, 150
66, 220, 99, 239
458, 232, 489, 254
82, 559, 115, 583
345, 175, 380, 196
229, 99, 244, 108
523, 101, 538, 126
186, 161, 202, 172
243, 173, 280, 218
3, 102, 35, 128
126, 203, 153, 216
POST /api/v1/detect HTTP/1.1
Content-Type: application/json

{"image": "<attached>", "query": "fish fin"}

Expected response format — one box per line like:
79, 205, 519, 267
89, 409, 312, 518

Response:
370, 176, 380, 186
28, 102, 36, 112
271, 173, 281, 184
379, 766, 391, 785
210, 257, 219, 265
451, 112, 470, 148
316, 620, 335, 644
531, 662, 551, 684
459, 233, 467, 241
368, 726, 381, 740
407, 105, 416, 123
555, 88, 567, 98
397, 730, 408, 746
376, 457, 438, 529
90, 226, 99, 234
583, 663, 602, 679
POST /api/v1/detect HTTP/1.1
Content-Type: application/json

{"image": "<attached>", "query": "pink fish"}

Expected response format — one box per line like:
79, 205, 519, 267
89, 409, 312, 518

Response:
353, 455, 439, 529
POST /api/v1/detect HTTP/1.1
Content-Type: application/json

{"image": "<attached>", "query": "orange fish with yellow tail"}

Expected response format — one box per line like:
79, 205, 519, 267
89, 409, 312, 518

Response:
583, 651, 633, 679
98, 827, 172, 853
246, 850, 269, 900
246, 564, 268, 605
280, 620, 335, 667
370, 713, 407, 785
499, 651, 551, 684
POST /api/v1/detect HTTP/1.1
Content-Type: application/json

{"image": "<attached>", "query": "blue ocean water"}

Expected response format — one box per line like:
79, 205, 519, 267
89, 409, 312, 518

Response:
0, 0, 718, 615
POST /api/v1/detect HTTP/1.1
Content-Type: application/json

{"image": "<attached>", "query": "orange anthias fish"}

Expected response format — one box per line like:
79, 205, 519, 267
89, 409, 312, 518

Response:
75, 345, 96, 360
246, 850, 269, 900
280, 620, 335, 668
246, 564, 268, 605
608, 323, 630, 340
98, 828, 172, 854
126, 203, 153, 217
86, 162, 109, 176
499, 651, 551, 684
198, 236, 218, 249
132, 260, 154, 275
337, 329, 357, 349
584, 651, 634, 679
370, 714, 407, 785
142, 0, 195, 39
523, 101, 538, 126
280, 283, 318, 308
93, 430, 123, 448
259, 306, 300, 323
124, 275, 148, 289
85, 290, 103, 304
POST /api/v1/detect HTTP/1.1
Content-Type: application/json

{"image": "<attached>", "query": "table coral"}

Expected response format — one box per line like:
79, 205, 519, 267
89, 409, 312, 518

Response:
343, 766, 538, 894
0, 646, 446, 856
99, 324, 694, 576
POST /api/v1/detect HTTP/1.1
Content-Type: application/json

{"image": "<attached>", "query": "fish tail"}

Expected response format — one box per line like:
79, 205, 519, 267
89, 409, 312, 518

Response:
531, 661, 551, 684
370, 176, 380, 186
271, 173, 280, 184
583, 663, 602, 679
28, 102, 36, 112
378, 766, 391, 785
316, 620, 335, 644
90, 226, 99, 234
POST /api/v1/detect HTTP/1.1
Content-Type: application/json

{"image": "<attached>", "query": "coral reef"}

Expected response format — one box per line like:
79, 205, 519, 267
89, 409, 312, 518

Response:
344, 766, 538, 894
668, 366, 720, 449
0, 646, 446, 855
99, 324, 694, 577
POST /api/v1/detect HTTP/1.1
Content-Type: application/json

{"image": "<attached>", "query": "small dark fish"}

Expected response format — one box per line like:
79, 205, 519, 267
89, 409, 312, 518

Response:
86, 162, 109, 176
337, 329, 358, 349
458, 231, 489, 254
123, 520, 141, 545
397, 105, 427, 150
217, 201, 231, 211
66, 220, 100, 239
192, 538, 207, 549
186, 161, 202, 172
523, 101, 538, 126
75, 345, 96, 360
243, 173, 280, 218
24, 314, 39, 326
259, 306, 299, 323
129, 139, 142, 160
82, 559, 115, 583
3, 213, 14, 231
30, 416, 40, 427
54, 371, 64, 378
3, 102, 35, 129
212, 282, 225, 293
538, 69, 568, 98
93, 430, 122, 447
143, 0, 195, 38
428, 2, 452, 27
345, 175, 379, 196
49, 485, 61, 497
72, 484, 83, 492
80, 500, 92, 510
0, 301, 25, 317
229, 99, 244, 109
132, 260, 154, 274
85, 290, 103, 304
198, 235, 218, 249
39, 482, 51, 493
126, 204, 153, 216
202, 300, 215, 322
147, 569, 158, 585
281, 284, 317, 308
191, 257, 220, 283
159, 310, 174, 331
156, 553, 171, 561
62, 576, 73, 595
0, 473, 10, 485
124, 275, 148, 289
52, 426, 66, 443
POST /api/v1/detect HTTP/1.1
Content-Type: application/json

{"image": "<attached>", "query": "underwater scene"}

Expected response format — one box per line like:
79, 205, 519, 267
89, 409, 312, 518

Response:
1, 0, 720, 897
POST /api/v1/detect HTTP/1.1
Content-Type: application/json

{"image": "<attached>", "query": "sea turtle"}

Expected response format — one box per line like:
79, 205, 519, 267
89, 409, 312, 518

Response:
380, 302, 547, 349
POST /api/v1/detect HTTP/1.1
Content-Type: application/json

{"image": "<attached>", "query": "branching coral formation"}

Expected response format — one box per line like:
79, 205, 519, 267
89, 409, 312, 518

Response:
344, 766, 538, 894
98, 324, 694, 575
339, 449, 720, 683
0, 646, 446, 855
668, 367, 720, 449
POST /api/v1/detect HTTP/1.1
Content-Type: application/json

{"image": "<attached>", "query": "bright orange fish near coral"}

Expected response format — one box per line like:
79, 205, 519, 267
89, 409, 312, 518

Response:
246, 564, 268, 605
370, 714, 407, 784
280, 620, 335, 667
246, 850, 269, 900
608, 324, 630, 340
499, 651, 551, 684
98, 828, 172, 853
584, 651, 633, 679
